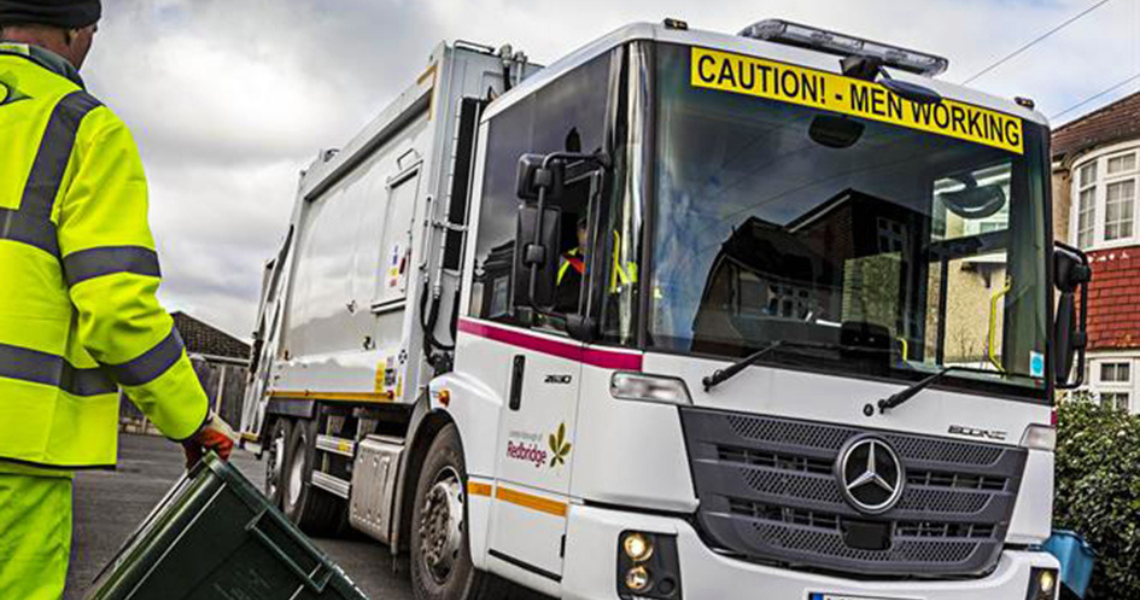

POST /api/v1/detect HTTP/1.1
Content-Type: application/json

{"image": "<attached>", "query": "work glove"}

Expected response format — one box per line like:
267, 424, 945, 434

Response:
182, 412, 236, 469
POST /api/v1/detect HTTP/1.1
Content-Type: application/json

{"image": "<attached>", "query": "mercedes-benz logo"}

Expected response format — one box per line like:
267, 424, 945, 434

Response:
836, 436, 904, 515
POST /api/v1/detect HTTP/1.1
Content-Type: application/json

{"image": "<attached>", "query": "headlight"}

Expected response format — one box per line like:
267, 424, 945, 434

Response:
623, 532, 654, 562
611, 372, 692, 405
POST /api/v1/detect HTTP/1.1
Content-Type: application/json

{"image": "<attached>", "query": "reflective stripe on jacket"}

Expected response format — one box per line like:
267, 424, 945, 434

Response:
557, 248, 585, 285
0, 44, 208, 469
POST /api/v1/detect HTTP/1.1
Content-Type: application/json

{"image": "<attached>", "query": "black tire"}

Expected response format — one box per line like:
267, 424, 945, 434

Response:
282, 417, 343, 536
411, 424, 511, 600
264, 417, 293, 509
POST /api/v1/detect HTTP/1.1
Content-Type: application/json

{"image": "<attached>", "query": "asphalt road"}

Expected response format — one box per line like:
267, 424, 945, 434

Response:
65, 433, 412, 600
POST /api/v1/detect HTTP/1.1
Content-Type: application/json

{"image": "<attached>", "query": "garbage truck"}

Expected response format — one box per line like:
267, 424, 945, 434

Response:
240, 19, 1090, 600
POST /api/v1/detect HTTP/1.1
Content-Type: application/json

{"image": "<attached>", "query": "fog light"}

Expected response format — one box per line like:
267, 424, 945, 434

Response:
623, 532, 655, 562
617, 531, 681, 599
625, 566, 651, 592
1027, 568, 1060, 600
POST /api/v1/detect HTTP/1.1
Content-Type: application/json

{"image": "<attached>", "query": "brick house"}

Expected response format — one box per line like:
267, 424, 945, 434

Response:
1052, 91, 1140, 413
120, 312, 251, 433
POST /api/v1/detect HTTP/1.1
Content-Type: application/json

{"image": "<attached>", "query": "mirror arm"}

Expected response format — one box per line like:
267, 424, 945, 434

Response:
526, 184, 549, 307
541, 150, 611, 172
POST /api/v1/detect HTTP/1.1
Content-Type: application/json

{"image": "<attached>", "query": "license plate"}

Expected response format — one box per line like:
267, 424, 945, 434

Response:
810, 594, 909, 600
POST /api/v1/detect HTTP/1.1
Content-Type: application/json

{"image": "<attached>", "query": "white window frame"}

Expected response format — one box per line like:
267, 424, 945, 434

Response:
1084, 353, 1138, 414
1104, 179, 1136, 242
1070, 142, 1140, 251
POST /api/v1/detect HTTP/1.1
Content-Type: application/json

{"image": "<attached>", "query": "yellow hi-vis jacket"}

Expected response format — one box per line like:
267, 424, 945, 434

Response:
0, 43, 208, 469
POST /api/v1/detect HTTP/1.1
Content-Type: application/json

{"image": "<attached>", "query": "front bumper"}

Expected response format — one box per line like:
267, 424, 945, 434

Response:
562, 503, 1059, 600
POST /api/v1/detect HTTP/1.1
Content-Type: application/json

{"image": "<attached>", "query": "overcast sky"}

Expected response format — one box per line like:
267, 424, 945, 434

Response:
84, 0, 1139, 339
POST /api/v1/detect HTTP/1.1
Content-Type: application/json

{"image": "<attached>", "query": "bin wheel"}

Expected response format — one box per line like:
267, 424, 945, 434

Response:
264, 418, 293, 508
282, 417, 342, 536
411, 424, 510, 600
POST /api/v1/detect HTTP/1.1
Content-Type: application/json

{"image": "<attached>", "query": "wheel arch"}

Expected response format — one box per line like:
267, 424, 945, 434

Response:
392, 370, 504, 556
392, 397, 458, 555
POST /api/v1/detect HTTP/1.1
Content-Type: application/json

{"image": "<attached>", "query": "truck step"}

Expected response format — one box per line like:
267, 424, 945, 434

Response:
316, 434, 356, 457
311, 470, 351, 499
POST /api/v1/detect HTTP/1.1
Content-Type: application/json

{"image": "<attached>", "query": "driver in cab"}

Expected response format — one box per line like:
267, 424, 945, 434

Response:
555, 214, 639, 316
556, 215, 589, 313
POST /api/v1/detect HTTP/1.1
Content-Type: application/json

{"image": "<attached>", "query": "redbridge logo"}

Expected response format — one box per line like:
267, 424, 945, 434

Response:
506, 441, 547, 469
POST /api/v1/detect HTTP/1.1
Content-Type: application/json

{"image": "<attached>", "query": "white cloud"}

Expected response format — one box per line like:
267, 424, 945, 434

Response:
78, 0, 1135, 337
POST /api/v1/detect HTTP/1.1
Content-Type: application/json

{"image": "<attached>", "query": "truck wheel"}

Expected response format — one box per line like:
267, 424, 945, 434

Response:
282, 417, 342, 536
264, 418, 292, 508
411, 424, 508, 600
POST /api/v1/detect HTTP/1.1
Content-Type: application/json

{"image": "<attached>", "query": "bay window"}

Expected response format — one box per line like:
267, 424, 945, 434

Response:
1072, 146, 1140, 249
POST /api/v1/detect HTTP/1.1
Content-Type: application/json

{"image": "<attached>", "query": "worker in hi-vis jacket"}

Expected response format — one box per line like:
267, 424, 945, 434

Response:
0, 1, 234, 597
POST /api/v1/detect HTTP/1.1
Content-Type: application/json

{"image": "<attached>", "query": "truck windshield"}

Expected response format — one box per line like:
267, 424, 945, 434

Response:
648, 43, 1050, 399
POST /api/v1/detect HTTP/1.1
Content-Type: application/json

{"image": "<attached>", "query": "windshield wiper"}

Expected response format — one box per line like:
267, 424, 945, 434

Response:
703, 339, 896, 392
877, 365, 997, 413
703, 341, 783, 392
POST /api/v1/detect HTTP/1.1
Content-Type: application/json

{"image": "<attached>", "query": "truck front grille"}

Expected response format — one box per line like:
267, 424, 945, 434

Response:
681, 408, 1027, 577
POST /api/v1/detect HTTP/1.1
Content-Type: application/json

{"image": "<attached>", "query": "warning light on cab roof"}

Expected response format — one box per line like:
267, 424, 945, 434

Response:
740, 19, 950, 78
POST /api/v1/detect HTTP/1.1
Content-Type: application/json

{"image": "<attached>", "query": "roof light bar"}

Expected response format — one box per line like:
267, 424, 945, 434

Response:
739, 19, 949, 78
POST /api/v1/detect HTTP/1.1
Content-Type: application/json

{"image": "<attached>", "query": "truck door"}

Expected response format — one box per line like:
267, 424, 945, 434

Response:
460, 48, 616, 587
485, 168, 605, 583
487, 324, 583, 581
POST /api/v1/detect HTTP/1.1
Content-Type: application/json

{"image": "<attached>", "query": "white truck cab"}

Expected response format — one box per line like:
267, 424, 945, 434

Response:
242, 19, 1089, 600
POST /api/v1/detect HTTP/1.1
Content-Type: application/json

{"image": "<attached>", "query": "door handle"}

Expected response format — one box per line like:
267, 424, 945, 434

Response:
509, 355, 525, 411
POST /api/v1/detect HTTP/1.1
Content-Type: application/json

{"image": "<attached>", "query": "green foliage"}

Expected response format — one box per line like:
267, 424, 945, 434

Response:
1053, 397, 1140, 599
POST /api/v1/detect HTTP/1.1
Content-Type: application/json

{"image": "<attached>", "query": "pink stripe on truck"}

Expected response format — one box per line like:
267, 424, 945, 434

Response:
457, 318, 642, 371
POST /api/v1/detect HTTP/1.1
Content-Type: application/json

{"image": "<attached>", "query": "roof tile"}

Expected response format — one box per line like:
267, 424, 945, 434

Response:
172, 312, 250, 360
1053, 91, 1140, 160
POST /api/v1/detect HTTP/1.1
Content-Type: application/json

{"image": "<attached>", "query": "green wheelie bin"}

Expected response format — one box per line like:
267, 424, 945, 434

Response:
83, 453, 369, 600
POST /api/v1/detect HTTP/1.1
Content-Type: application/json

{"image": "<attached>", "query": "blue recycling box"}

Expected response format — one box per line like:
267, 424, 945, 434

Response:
1042, 530, 1096, 599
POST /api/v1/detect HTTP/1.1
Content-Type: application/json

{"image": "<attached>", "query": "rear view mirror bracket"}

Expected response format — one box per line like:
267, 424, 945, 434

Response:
513, 151, 612, 315
523, 243, 546, 267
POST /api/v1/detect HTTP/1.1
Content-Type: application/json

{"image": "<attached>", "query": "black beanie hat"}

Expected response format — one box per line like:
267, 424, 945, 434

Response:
0, 0, 101, 29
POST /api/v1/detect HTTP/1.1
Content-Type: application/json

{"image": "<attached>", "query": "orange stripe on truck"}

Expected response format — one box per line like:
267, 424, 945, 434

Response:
467, 481, 493, 497
269, 390, 395, 403
495, 486, 568, 518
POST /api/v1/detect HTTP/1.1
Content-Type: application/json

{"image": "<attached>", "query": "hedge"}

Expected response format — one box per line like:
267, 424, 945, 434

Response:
1053, 397, 1140, 598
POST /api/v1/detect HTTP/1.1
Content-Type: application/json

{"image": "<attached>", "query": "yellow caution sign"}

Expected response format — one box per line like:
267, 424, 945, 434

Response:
690, 47, 1024, 155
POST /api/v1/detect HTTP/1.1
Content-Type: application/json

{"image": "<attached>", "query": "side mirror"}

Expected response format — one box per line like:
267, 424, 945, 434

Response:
516, 154, 564, 202
512, 203, 561, 311
1054, 243, 1092, 388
